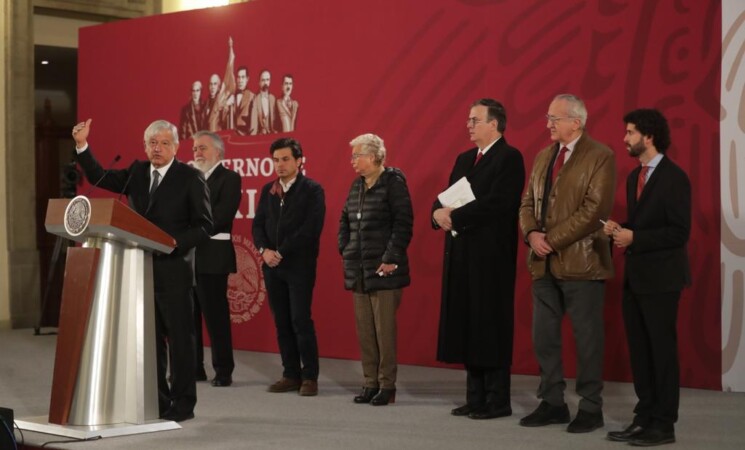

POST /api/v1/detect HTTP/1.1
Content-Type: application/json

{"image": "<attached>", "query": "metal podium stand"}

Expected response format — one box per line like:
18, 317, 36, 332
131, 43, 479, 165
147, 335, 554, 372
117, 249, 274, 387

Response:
17, 197, 181, 439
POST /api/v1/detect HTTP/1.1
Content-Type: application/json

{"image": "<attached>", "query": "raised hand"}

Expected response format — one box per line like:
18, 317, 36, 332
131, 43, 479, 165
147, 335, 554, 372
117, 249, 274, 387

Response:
72, 119, 92, 148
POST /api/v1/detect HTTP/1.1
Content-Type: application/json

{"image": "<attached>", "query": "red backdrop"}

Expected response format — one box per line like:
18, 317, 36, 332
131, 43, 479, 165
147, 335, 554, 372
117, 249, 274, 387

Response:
78, 0, 722, 389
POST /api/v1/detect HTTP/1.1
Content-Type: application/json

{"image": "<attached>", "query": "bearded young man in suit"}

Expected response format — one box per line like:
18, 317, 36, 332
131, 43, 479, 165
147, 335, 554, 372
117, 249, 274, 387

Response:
432, 98, 525, 420
72, 118, 213, 422
191, 131, 241, 387
603, 109, 691, 447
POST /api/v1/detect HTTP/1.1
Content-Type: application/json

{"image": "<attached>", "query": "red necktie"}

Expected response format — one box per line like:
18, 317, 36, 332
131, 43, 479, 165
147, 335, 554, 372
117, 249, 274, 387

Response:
552, 146, 568, 182
474, 150, 483, 166
636, 165, 650, 200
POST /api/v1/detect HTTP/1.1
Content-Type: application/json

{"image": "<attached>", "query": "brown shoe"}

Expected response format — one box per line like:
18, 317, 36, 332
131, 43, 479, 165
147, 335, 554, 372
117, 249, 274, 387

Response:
268, 377, 301, 393
299, 380, 318, 396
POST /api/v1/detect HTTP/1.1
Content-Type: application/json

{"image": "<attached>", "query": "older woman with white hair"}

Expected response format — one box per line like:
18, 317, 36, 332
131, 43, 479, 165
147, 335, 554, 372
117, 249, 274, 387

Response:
338, 133, 414, 406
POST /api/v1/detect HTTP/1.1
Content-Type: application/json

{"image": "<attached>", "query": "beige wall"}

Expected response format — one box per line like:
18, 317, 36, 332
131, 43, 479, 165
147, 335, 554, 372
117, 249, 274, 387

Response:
721, 0, 745, 392
0, 1, 11, 330
34, 15, 101, 48
162, 0, 247, 14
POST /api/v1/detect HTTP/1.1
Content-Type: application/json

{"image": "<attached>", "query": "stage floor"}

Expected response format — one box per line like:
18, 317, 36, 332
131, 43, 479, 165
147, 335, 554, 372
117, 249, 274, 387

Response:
1, 328, 743, 450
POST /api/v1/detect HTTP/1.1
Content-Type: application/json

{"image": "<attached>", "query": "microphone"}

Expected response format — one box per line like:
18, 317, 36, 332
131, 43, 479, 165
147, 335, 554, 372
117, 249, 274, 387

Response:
118, 169, 134, 202
84, 154, 121, 196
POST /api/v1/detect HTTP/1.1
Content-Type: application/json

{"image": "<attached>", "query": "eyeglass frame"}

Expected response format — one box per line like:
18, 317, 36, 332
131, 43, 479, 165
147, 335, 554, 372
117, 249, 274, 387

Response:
545, 115, 578, 124
466, 117, 496, 127
350, 152, 372, 161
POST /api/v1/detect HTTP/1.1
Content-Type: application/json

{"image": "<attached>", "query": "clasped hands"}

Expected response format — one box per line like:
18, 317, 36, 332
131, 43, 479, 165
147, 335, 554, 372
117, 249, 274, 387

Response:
262, 249, 283, 267
433, 207, 454, 231
527, 231, 554, 257
602, 219, 633, 248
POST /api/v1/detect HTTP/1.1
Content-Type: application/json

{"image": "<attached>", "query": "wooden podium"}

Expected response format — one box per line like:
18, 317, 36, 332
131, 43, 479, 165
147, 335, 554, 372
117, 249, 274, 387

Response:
17, 197, 181, 438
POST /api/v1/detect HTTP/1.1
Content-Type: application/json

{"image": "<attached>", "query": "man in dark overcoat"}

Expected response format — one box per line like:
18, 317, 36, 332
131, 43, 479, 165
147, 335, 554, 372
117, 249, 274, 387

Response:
432, 98, 525, 420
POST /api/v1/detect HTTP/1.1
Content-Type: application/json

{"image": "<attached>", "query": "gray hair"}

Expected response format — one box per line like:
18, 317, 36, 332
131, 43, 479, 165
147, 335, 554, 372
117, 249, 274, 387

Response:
554, 93, 587, 128
350, 133, 386, 165
144, 120, 179, 145
192, 130, 225, 159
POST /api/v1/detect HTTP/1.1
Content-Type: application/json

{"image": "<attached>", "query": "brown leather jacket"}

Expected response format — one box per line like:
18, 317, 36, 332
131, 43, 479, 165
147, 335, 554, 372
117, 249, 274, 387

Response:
519, 133, 616, 280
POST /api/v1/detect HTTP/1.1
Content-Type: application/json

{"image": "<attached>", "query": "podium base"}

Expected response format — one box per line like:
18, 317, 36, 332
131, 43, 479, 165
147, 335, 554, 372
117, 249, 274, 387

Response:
16, 416, 180, 439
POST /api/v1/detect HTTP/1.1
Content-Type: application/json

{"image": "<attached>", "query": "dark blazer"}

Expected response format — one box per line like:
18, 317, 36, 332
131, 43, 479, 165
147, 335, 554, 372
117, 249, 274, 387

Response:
623, 155, 691, 294
432, 137, 525, 366
76, 148, 213, 285
196, 164, 241, 275
252, 173, 325, 266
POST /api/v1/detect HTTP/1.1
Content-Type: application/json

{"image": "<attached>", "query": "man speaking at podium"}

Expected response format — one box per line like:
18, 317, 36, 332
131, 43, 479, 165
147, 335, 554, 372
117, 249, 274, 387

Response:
71, 119, 213, 422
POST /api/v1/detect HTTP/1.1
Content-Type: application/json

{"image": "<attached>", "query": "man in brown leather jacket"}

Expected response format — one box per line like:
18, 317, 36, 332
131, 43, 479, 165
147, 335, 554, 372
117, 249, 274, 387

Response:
518, 94, 616, 434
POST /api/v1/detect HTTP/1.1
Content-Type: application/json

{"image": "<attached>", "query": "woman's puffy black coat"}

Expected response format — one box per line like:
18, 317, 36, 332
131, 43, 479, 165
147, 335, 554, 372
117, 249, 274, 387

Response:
338, 167, 413, 292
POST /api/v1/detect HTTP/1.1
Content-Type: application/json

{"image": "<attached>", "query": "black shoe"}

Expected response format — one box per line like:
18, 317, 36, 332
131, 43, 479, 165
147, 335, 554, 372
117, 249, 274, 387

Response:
211, 375, 232, 387
370, 388, 396, 406
161, 409, 195, 422
468, 403, 512, 420
519, 401, 570, 427
353, 387, 379, 404
195, 367, 208, 382
451, 404, 481, 416
607, 424, 645, 442
566, 409, 604, 433
629, 429, 675, 447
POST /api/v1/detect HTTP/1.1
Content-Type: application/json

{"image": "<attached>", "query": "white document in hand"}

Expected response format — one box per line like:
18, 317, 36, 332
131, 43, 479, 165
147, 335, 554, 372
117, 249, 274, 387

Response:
438, 176, 476, 209
437, 177, 476, 237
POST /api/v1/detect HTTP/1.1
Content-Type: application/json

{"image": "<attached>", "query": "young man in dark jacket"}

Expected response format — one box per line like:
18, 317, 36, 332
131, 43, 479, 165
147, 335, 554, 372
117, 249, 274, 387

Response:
252, 137, 325, 396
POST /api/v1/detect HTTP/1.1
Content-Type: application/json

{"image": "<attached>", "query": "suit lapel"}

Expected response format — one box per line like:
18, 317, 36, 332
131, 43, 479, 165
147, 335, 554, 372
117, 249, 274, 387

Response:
130, 163, 151, 215
469, 138, 505, 175
628, 166, 640, 221
146, 160, 179, 214
208, 164, 224, 192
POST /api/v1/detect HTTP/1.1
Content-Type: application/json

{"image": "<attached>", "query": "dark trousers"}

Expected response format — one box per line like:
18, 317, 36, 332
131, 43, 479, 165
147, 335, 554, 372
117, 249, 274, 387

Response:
194, 273, 235, 378
263, 263, 319, 380
532, 275, 605, 413
622, 288, 680, 432
154, 282, 197, 416
465, 365, 511, 408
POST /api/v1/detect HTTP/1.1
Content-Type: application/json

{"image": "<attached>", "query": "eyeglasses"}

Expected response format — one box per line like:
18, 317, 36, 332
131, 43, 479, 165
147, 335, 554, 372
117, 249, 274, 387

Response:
351, 152, 371, 161
466, 117, 485, 127
545, 115, 577, 124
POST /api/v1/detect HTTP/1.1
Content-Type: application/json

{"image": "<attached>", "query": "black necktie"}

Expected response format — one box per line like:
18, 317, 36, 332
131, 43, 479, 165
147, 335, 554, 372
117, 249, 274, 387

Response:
149, 170, 160, 200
